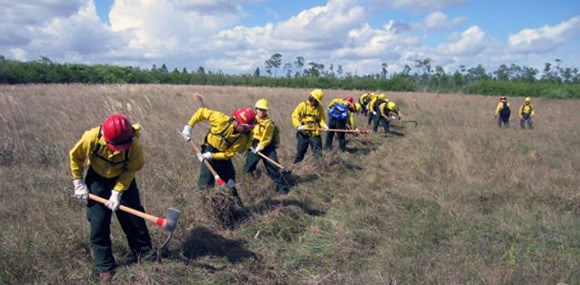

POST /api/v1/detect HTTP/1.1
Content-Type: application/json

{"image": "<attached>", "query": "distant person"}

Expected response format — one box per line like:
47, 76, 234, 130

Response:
69, 114, 154, 282
519, 97, 535, 129
358, 92, 373, 116
325, 95, 359, 152
495, 96, 511, 128
182, 107, 256, 206
244, 99, 288, 194
368, 93, 388, 128
376, 101, 402, 135
370, 94, 390, 133
291, 89, 328, 163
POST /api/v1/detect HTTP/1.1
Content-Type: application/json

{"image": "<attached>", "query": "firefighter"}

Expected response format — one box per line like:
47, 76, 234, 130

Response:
368, 93, 388, 128
376, 101, 403, 135
519, 97, 535, 129
325, 96, 358, 152
370, 94, 390, 133
69, 114, 154, 282
244, 99, 289, 194
291, 89, 329, 163
358, 92, 373, 116
181, 107, 256, 206
495, 96, 511, 128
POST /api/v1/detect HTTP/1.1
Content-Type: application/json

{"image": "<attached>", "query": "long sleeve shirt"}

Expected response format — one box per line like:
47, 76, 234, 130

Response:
291, 100, 328, 136
252, 115, 276, 149
519, 104, 534, 116
187, 108, 252, 160
69, 125, 144, 192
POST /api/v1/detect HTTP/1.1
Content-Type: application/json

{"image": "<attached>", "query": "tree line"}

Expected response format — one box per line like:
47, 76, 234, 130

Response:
1, 54, 579, 99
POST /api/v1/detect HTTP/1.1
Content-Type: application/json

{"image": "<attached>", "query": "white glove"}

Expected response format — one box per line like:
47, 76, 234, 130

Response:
105, 191, 122, 211
297, 125, 305, 131
181, 125, 192, 141
73, 179, 88, 202
252, 146, 263, 154
323, 125, 329, 131
355, 128, 360, 133
197, 152, 212, 162
373, 111, 377, 115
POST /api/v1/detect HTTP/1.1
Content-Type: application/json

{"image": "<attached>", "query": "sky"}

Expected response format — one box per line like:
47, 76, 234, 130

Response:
1, 0, 579, 76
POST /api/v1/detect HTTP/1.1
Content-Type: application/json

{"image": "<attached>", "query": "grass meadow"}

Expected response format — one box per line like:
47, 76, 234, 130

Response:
0, 84, 578, 284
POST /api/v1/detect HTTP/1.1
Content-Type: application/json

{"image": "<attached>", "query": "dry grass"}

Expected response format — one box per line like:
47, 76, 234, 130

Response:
0, 84, 579, 284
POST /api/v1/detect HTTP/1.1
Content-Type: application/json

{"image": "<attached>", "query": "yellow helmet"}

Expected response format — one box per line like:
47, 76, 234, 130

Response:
378, 93, 386, 99
355, 103, 362, 112
387, 101, 397, 110
255, 98, 269, 110
524, 97, 531, 102
310, 89, 324, 103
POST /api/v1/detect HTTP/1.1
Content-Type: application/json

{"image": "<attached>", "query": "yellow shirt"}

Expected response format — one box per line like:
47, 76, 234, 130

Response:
379, 102, 403, 120
69, 125, 144, 192
187, 108, 252, 160
252, 115, 275, 149
519, 104, 534, 116
291, 100, 328, 136
495, 101, 510, 116
359, 93, 372, 105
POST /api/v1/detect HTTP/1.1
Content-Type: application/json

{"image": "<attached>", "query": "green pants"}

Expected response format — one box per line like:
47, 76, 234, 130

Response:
294, 131, 322, 163
244, 141, 288, 193
197, 144, 242, 205
86, 168, 152, 273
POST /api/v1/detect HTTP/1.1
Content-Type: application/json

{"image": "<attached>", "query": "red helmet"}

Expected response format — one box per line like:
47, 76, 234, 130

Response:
232, 107, 256, 128
102, 114, 134, 152
345, 96, 354, 103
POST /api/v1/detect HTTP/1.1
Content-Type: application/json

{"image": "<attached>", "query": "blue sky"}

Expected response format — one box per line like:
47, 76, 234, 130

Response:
1, 0, 579, 75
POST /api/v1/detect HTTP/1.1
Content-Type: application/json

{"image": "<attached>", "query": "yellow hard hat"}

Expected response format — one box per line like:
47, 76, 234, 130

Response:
524, 97, 531, 102
255, 98, 269, 110
310, 89, 324, 103
378, 93, 386, 99
387, 101, 397, 110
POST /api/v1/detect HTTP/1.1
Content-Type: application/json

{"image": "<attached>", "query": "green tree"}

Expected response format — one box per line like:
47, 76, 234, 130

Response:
265, 53, 282, 77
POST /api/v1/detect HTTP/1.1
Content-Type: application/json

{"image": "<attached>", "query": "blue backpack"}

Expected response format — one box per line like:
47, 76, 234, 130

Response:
328, 103, 349, 119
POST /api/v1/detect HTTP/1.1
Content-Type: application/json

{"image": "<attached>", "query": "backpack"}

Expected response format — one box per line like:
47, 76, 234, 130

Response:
328, 103, 349, 119
499, 102, 511, 117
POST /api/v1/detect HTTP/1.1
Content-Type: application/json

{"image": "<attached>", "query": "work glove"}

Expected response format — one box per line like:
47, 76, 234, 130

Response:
105, 191, 122, 211
226, 179, 236, 189
197, 152, 212, 162
355, 128, 360, 133
372, 111, 377, 115
252, 146, 263, 154
72, 179, 88, 202
323, 125, 329, 131
297, 125, 305, 131
181, 125, 192, 141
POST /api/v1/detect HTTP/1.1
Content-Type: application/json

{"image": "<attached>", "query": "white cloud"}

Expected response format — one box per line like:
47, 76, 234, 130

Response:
383, 0, 466, 11
422, 11, 466, 31
508, 16, 580, 53
437, 25, 489, 56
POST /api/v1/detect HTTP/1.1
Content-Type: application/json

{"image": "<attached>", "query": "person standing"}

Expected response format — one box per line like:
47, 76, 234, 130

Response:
181, 107, 256, 206
69, 114, 154, 282
325, 96, 358, 152
244, 99, 289, 194
291, 89, 329, 163
519, 97, 535, 129
495, 96, 511, 128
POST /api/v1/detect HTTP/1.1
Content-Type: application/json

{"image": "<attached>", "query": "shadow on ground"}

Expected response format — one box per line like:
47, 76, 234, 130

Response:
181, 226, 259, 270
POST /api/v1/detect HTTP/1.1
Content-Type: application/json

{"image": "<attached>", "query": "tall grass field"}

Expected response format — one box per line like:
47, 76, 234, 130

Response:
0, 84, 578, 284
